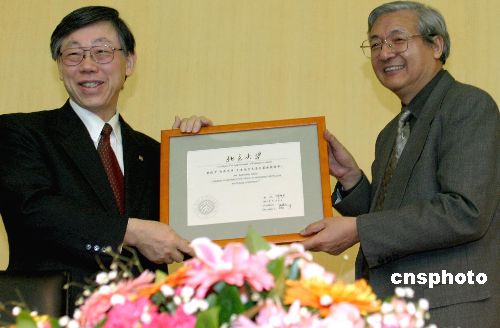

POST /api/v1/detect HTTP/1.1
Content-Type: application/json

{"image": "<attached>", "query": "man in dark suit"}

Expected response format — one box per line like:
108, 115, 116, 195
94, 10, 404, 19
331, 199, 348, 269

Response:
301, 1, 499, 326
0, 6, 211, 311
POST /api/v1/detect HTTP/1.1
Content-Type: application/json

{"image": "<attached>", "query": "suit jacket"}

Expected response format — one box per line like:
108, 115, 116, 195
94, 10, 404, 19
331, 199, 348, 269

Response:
335, 71, 499, 326
0, 101, 164, 307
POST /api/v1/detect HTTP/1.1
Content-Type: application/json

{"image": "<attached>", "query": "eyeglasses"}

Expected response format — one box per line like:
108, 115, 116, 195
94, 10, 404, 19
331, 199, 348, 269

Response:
59, 45, 124, 66
360, 34, 424, 58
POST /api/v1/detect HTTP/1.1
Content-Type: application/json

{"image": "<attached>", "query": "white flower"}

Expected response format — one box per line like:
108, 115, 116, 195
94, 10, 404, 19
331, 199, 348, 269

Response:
141, 312, 152, 324
67, 320, 80, 328
381, 302, 394, 314
418, 298, 430, 311
72, 309, 82, 320
95, 272, 109, 285
366, 313, 382, 327
108, 270, 118, 280
251, 292, 261, 301
12, 306, 21, 316
382, 313, 398, 325
404, 287, 415, 298
395, 287, 406, 298
183, 301, 198, 315
415, 318, 425, 328
406, 302, 417, 315
319, 295, 333, 306
160, 284, 174, 297
110, 294, 126, 305
30, 311, 38, 316
58, 316, 70, 327
173, 295, 182, 305
98, 285, 112, 294
198, 299, 209, 311
181, 286, 195, 301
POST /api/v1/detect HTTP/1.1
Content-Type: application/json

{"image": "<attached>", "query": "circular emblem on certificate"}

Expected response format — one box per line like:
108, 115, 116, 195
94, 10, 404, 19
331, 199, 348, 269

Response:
195, 196, 218, 218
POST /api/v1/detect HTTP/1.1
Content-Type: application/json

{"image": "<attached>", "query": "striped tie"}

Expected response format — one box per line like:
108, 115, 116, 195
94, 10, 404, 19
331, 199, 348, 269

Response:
97, 123, 125, 215
374, 109, 412, 211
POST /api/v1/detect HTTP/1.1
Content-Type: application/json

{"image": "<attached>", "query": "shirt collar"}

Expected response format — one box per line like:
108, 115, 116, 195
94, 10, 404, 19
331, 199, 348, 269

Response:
403, 69, 446, 119
69, 99, 122, 145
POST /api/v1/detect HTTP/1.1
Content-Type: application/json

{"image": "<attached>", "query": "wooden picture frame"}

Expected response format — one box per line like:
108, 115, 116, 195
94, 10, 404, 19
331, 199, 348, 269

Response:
160, 116, 332, 246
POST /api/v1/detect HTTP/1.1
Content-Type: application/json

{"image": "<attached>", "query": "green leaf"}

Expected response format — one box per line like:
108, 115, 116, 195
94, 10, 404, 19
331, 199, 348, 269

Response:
244, 226, 271, 254
216, 284, 245, 324
287, 259, 301, 280
155, 269, 168, 282
196, 307, 220, 328
49, 317, 62, 328
267, 256, 286, 299
15, 311, 38, 328
151, 291, 167, 308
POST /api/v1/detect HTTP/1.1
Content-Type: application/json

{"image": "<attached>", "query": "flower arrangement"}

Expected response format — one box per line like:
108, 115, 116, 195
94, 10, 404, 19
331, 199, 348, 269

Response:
12, 230, 435, 328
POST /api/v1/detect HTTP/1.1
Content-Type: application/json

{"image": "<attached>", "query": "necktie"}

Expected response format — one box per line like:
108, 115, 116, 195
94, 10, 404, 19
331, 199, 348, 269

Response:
374, 109, 412, 211
97, 123, 125, 215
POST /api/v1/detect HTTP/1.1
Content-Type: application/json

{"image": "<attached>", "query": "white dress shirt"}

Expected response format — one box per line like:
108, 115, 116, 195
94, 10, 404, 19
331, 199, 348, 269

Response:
69, 99, 124, 173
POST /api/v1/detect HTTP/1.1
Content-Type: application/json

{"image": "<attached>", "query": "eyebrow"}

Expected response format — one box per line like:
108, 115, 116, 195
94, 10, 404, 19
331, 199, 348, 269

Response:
369, 28, 409, 40
63, 37, 115, 48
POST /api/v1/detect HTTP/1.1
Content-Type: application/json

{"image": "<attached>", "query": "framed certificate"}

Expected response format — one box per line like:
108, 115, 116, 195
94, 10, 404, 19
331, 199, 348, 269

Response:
160, 116, 333, 245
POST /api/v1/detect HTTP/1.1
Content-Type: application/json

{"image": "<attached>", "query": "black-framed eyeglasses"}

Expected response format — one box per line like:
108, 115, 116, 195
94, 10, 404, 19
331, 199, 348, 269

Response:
59, 44, 124, 66
360, 34, 424, 58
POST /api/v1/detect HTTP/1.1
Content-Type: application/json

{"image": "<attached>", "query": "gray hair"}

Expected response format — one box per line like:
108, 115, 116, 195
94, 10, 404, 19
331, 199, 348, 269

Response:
368, 1, 450, 64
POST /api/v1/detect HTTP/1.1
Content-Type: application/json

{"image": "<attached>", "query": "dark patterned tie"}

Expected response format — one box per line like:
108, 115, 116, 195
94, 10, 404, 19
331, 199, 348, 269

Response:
374, 109, 412, 211
97, 123, 125, 215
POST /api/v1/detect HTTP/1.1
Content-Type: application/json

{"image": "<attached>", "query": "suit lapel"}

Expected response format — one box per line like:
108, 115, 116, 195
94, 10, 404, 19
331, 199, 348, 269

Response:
383, 72, 455, 209
55, 101, 120, 214
121, 119, 148, 214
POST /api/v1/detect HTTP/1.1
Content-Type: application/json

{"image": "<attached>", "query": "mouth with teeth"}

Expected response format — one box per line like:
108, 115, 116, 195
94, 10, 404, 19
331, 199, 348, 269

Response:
79, 81, 103, 88
384, 65, 405, 73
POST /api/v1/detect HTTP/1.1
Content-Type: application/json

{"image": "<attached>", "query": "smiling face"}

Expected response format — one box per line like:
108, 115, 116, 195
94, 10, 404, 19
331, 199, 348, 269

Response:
57, 21, 136, 121
369, 10, 443, 104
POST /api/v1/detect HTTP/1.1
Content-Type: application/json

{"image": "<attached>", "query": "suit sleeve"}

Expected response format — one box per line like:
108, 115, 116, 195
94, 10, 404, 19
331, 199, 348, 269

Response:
0, 115, 128, 265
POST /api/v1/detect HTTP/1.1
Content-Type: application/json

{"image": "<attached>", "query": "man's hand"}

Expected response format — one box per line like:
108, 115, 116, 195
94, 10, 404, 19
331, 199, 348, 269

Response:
324, 130, 362, 190
300, 216, 359, 255
172, 115, 213, 133
124, 219, 194, 264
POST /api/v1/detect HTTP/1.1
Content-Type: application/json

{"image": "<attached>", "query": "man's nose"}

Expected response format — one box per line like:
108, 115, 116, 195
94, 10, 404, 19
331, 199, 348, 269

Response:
79, 51, 98, 69
378, 41, 395, 59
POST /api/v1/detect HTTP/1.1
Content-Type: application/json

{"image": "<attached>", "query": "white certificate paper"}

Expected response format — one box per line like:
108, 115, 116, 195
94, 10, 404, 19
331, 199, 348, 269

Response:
186, 142, 304, 226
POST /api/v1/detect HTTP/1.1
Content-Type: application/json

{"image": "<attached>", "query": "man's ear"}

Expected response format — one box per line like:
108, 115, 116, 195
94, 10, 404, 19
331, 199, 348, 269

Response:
431, 35, 444, 60
57, 60, 64, 81
125, 53, 137, 78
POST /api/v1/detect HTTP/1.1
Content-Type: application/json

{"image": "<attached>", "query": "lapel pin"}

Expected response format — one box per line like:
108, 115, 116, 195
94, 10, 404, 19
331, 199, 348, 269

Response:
138, 155, 144, 161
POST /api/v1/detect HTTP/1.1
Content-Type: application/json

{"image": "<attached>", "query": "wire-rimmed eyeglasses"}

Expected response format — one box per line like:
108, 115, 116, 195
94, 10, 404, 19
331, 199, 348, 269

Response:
59, 44, 124, 66
360, 34, 424, 58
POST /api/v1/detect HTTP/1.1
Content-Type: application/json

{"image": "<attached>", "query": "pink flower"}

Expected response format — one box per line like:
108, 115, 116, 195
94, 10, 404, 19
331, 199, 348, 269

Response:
78, 271, 156, 327
157, 307, 196, 328
103, 298, 196, 328
265, 243, 313, 265
103, 297, 151, 328
300, 262, 335, 284
183, 238, 274, 298
323, 303, 365, 328
232, 300, 319, 328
